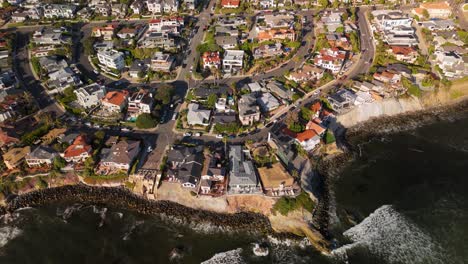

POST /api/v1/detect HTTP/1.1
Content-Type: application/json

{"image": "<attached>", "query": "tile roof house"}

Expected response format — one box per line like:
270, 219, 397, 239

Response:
187, 103, 211, 126
25, 146, 58, 167
62, 135, 92, 163
99, 140, 141, 173
228, 145, 262, 194
412, 1, 452, 19
127, 89, 154, 121
257, 162, 295, 196
0, 129, 19, 148
221, 0, 240, 8
287, 64, 325, 83
257, 29, 295, 42
92, 24, 116, 40
202, 51, 221, 69
295, 129, 320, 151
3, 146, 30, 170
166, 145, 204, 188
101, 90, 129, 113
305, 120, 326, 136
238, 93, 260, 126
314, 48, 347, 74
387, 46, 418, 63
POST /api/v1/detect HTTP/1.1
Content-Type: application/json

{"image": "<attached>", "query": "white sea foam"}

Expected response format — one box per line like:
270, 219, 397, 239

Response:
122, 220, 144, 241
57, 203, 83, 220
332, 205, 446, 264
0, 226, 22, 248
201, 248, 245, 264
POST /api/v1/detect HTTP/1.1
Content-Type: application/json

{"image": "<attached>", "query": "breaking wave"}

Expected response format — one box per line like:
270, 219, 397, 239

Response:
0, 226, 22, 248
332, 205, 446, 264
201, 248, 245, 264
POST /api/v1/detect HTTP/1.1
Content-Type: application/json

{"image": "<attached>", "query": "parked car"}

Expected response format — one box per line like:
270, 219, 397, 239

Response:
216, 134, 223, 139
183, 132, 192, 137
194, 132, 202, 137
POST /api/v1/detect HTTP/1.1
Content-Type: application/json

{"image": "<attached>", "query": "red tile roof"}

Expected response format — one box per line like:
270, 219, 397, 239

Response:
390, 46, 416, 56
102, 91, 129, 106
310, 102, 322, 112
221, 0, 240, 7
295, 130, 318, 142
63, 135, 92, 158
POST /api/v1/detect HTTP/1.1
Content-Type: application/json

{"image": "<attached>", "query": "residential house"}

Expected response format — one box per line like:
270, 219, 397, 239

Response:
327, 33, 351, 51
25, 146, 58, 168
148, 17, 184, 33
257, 162, 295, 196
262, 13, 294, 29
215, 98, 228, 112
32, 27, 70, 45
387, 46, 418, 63
215, 36, 238, 50
2, 146, 30, 170
0, 71, 18, 91
97, 49, 125, 70
253, 43, 283, 59
95, 3, 111, 16
101, 90, 129, 113
221, 0, 240, 8
62, 135, 92, 163
26, 6, 44, 20
217, 16, 244, 27
412, 1, 452, 19
11, 12, 28, 22
257, 92, 280, 113
258, 0, 274, 9
127, 89, 154, 121
192, 84, 230, 100
187, 103, 211, 126
257, 29, 295, 42
384, 33, 418, 46
228, 145, 262, 194
92, 24, 116, 41
130, 0, 145, 14
47, 67, 82, 92
287, 64, 325, 82
117, 25, 143, 39
321, 11, 343, 32
305, 120, 325, 136
38, 56, 68, 73
215, 26, 239, 37
128, 59, 150, 78
74, 83, 106, 109
294, 129, 320, 151
150, 52, 174, 72
146, 0, 179, 13
200, 150, 226, 194
185, 0, 197, 9
222, 50, 244, 73
0, 129, 19, 148
212, 112, 237, 125
372, 10, 412, 31
373, 70, 401, 84
266, 81, 293, 100
99, 140, 141, 173
111, 3, 127, 18
419, 20, 455, 31
43, 4, 76, 19
434, 51, 466, 78
202, 51, 221, 69
327, 89, 356, 112
166, 145, 204, 188
238, 93, 260, 126
138, 32, 176, 49
314, 48, 347, 74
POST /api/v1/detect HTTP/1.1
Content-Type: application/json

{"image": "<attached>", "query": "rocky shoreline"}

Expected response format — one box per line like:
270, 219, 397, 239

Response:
0, 184, 306, 242
315, 97, 468, 242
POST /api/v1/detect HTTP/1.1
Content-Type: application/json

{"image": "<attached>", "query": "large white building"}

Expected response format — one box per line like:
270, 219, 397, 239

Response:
74, 83, 106, 109
43, 4, 76, 19
146, 0, 178, 13
222, 50, 244, 73
97, 49, 125, 70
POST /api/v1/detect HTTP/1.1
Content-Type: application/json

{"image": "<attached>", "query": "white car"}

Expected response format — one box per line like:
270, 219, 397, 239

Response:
216, 134, 223, 139
183, 132, 192, 137
194, 132, 201, 137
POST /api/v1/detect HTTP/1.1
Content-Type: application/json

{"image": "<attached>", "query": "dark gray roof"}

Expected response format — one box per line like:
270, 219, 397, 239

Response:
228, 145, 258, 186
193, 84, 230, 99
101, 140, 141, 165
212, 112, 237, 124
26, 146, 57, 160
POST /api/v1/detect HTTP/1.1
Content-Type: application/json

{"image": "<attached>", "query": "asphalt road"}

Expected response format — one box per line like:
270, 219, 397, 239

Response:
15, 32, 64, 117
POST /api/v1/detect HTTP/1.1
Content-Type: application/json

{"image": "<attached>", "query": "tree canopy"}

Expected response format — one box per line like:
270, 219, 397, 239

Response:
136, 113, 157, 129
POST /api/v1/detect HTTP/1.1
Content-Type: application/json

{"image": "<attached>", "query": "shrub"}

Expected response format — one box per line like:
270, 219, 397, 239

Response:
136, 113, 157, 129
272, 192, 315, 216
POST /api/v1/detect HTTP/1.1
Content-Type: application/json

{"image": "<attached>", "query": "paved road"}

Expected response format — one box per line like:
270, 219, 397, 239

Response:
15, 32, 64, 117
